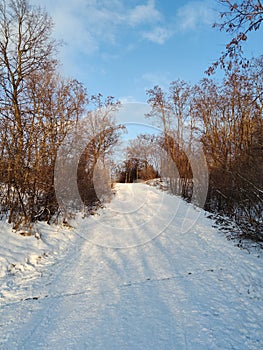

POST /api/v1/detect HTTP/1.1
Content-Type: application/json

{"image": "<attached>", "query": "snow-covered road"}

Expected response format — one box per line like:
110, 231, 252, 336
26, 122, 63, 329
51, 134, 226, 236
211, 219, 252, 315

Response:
1, 183, 263, 349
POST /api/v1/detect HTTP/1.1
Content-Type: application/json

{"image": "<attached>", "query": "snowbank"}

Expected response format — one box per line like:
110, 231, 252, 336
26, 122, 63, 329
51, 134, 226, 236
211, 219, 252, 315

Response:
0, 221, 75, 280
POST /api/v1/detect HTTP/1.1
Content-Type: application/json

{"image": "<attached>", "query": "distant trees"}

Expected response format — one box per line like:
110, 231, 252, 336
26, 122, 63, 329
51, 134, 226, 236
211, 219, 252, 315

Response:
117, 134, 159, 183
207, 0, 263, 74
146, 80, 196, 199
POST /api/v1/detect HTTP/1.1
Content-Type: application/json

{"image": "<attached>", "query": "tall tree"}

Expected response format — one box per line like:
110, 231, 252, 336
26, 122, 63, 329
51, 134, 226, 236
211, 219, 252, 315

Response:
0, 0, 56, 139
0, 0, 57, 224
192, 67, 263, 238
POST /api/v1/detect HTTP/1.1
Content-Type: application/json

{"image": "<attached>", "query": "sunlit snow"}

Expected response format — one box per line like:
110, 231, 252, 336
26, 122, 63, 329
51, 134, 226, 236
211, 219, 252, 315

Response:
0, 183, 262, 349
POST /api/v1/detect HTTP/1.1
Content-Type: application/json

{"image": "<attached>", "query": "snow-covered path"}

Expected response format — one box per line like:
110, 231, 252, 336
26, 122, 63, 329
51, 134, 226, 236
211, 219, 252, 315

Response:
0, 183, 263, 349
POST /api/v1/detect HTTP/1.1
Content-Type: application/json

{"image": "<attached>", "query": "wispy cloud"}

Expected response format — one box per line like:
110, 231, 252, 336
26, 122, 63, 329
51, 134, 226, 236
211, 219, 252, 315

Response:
176, 0, 216, 32
119, 96, 138, 104
128, 0, 162, 26
31, 0, 217, 56
31, 0, 165, 54
143, 26, 173, 45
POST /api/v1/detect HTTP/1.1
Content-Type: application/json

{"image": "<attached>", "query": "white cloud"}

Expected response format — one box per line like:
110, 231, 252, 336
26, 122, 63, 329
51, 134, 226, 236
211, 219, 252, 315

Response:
176, 0, 216, 32
31, 0, 164, 52
128, 0, 162, 26
116, 102, 151, 125
143, 26, 173, 44
119, 96, 138, 104
54, 11, 99, 55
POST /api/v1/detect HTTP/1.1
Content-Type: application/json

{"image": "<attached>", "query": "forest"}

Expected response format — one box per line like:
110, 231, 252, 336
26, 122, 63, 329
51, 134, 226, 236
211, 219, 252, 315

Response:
0, 0, 262, 242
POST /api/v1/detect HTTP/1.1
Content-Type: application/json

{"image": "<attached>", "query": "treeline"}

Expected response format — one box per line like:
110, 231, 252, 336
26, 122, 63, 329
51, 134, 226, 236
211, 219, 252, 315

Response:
0, 0, 123, 229
141, 63, 262, 240
116, 134, 160, 183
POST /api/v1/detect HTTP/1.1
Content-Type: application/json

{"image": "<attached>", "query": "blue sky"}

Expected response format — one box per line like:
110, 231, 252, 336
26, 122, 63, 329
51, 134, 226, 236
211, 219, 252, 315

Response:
31, 0, 262, 104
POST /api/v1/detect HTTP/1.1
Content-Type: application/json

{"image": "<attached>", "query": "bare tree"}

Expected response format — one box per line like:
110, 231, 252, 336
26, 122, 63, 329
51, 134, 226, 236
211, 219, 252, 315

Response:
24, 64, 88, 222
146, 69, 262, 240
76, 95, 125, 207
0, 0, 57, 225
192, 67, 263, 239
146, 81, 195, 198
125, 134, 160, 181
0, 0, 56, 141
0, 0, 91, 228
207, 0, 263, 74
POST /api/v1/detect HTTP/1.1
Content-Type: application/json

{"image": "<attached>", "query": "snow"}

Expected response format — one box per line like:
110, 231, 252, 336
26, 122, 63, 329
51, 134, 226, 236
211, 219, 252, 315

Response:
0, 221, 75, 295
0, 183, 263, 349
